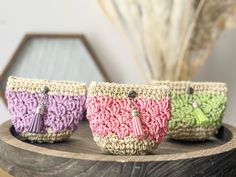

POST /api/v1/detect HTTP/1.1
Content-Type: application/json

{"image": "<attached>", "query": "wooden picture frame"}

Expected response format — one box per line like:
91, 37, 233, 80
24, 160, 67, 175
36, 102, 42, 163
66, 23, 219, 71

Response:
0, 33, 110, 103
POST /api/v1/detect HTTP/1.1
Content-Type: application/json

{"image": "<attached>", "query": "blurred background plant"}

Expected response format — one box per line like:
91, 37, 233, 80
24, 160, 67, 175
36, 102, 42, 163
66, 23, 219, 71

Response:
98, 0, 236, 81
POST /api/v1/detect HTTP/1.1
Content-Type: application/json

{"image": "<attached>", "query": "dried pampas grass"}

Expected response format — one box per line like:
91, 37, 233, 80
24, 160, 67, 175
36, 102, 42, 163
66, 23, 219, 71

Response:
98, 0, 236, 81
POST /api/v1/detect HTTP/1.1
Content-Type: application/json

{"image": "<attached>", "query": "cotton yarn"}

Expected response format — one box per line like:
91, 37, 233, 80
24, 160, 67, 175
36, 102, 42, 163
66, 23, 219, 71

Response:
6, 76, 86, 143
87, 81, 171, 155
152, 81, 227, 140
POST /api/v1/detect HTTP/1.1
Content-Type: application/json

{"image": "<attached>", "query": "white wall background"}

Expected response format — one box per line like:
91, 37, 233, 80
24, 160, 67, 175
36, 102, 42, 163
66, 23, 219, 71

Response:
0, 0, 235, 125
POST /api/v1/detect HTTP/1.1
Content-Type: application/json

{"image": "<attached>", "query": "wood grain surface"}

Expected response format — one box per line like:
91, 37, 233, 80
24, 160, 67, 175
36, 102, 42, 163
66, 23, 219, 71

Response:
0, 168, 12, 177
0, 120, 236, 177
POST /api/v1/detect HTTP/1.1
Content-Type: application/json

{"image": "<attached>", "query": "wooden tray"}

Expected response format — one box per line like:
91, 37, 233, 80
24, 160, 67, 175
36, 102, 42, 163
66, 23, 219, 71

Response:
0, 120, 236, 177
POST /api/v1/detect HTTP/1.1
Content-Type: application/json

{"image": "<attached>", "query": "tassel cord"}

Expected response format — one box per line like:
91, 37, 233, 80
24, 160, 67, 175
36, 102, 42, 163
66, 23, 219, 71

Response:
28, 87, 49, 133
129, 98, 144, 139
188, 88, 209, 125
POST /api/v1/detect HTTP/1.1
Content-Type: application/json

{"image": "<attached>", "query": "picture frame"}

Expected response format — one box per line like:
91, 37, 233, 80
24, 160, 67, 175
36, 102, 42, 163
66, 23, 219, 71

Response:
0, 33, 110, 103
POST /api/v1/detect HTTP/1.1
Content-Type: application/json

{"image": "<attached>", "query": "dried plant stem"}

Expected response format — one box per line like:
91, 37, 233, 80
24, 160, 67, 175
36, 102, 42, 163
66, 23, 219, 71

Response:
97, 0, 150, 81
98, 0, 236, 81
174, 0, 206, 80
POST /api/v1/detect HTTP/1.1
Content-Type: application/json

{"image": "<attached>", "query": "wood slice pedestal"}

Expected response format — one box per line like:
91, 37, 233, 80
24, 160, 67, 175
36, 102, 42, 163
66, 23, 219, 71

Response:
0, 120, 236, 177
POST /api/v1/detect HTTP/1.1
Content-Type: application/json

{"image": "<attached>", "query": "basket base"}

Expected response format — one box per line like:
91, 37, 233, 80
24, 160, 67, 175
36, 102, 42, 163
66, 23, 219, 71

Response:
94, 135, 158, 155
10, 126, 72, 143
168, 125, 218, 141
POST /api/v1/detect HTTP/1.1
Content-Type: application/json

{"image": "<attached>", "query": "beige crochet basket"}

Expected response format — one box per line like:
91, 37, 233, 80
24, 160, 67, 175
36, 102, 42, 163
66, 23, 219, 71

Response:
86, 82, 171, 155
6, 76, 86, 143
152, 81, 227, 141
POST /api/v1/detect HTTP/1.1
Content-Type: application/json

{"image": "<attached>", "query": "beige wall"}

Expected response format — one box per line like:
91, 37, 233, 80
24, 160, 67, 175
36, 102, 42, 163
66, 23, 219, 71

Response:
0, 1, 235, 126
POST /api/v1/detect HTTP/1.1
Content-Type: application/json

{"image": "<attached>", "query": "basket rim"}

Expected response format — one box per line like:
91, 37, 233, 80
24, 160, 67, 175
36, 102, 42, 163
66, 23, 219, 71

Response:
151, 80, 226, 87
6, 76, 87, 96
151, 80, 227, 94
88, 81, 171, 99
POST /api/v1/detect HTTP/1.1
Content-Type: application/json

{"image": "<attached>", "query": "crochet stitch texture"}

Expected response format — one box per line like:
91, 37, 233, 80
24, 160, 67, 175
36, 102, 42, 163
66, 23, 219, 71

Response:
6, 76, 86, 143
87, 81, 171, 155
152, 81, 227, 140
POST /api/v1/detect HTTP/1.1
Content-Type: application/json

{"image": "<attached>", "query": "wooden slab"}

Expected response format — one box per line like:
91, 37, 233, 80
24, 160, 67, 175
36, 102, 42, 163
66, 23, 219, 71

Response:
0, 120, 236, 177
0, 168, 12, 177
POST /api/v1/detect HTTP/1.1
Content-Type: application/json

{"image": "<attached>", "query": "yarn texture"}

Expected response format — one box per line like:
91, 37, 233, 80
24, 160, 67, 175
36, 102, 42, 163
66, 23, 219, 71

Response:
87, 81, 171, 155
6, 76, 86, 143
152, 81, 227, 140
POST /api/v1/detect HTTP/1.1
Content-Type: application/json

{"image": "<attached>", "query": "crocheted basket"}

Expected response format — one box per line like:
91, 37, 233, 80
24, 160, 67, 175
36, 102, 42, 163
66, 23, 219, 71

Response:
87, 81, 171, 155
6, 76, 86, 143
151, 81, 227, 141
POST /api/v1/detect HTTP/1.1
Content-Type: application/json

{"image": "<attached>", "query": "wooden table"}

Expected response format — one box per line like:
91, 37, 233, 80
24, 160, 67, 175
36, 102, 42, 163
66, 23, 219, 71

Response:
0, 120, 236, 177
